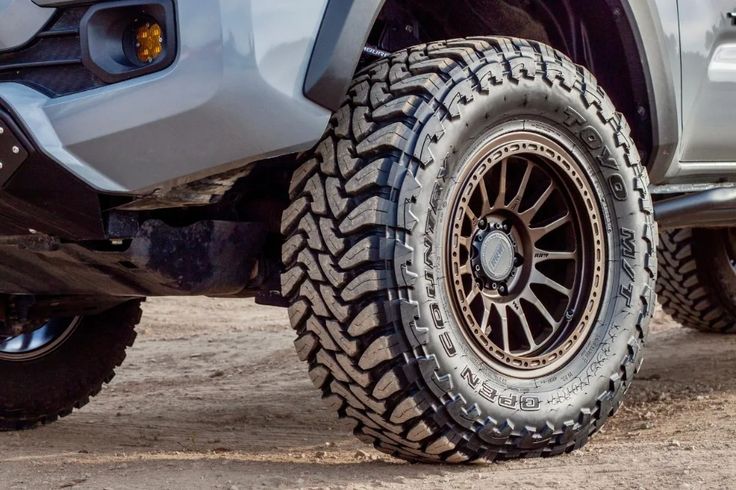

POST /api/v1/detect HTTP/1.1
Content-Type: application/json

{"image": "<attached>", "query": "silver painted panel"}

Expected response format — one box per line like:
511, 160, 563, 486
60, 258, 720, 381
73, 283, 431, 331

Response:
0, 0, 55, 52
679, 0, 736, 162
0, 0, 331, 193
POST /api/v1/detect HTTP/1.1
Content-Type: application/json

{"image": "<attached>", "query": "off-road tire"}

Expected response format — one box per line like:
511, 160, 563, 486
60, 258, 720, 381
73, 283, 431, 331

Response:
658, 228, 736, 333
0, 300, 142, 430
282, 37, 656, 463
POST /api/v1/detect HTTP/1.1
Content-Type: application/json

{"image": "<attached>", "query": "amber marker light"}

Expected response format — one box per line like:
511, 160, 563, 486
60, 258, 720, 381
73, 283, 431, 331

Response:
135, 21, 164, 63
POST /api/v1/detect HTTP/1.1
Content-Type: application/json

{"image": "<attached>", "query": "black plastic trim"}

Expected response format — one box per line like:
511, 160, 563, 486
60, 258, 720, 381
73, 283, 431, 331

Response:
304, 0, 385, 112
0, 102, 108, 240
80, 0, 177, 84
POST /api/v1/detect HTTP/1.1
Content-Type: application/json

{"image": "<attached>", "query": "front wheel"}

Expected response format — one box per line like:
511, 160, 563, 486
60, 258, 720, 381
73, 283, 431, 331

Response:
0, 300, 141, 430
282, 37, 656, 463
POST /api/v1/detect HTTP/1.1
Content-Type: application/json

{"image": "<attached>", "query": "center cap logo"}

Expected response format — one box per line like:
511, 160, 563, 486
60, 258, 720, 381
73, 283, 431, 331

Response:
480, 230, 515, 281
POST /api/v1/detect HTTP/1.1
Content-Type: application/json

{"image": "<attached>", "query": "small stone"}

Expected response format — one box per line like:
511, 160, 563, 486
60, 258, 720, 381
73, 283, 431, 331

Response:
355, 449, 371, 459
668, 440, 681, 448
209, 370, 225, 378
315, 450, 327, 459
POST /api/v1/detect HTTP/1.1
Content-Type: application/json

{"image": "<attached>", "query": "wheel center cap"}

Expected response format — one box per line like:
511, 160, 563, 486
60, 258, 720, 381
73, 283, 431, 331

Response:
480, 230, 515, 281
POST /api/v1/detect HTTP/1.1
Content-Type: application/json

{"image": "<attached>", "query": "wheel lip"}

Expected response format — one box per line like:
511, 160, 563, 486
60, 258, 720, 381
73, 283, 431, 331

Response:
442, 127, 608, 379
0, 317, 81, 362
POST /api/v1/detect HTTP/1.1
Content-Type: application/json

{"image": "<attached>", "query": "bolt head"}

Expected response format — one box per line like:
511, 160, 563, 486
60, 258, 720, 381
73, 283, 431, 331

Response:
491, 282, 498, 290
11, 146, 19, 154
498, 285, 508, 295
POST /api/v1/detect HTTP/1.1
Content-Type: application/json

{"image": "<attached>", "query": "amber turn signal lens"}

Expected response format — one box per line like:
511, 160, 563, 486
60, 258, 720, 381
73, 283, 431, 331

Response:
135, 21, 164, 63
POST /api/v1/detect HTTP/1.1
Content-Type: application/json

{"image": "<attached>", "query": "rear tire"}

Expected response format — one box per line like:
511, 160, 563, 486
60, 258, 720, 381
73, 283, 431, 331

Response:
0, 300, 142, 430
658, 228, 736, 333
282, 37, 655, 463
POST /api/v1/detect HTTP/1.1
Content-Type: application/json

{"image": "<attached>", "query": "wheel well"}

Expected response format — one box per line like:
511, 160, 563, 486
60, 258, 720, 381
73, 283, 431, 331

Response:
366, 0, 653, 166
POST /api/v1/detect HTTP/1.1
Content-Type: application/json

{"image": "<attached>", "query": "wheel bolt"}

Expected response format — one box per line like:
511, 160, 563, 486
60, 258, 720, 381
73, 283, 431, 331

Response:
494, 223, 501, 230
513, 255, 522, 267
478, 218, 487, 229
502, 222, 511, 233
498, 284, 508, 295
491, 282, 498, 290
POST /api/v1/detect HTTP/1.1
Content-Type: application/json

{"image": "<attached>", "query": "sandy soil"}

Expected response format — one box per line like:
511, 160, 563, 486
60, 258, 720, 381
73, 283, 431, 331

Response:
0, 298, 733, 489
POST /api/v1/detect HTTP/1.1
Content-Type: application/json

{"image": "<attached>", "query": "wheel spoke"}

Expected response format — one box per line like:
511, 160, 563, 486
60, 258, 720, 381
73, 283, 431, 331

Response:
494, 303, 510, 353
531, 270, 572, 297
478, 179, 493, 217
520, 181, 555, 225
465, 285, 480, 305
480, 299, 492, 335
508, 162, 533, 212
523, 288, 559, 331
464, 205, 478, 225
513, 304, 538, 351
458, 262, 473, 277
529, 213, 571, 243
494, 159, 508, 209
532, 248, 577, 262
457, 235, 472, 251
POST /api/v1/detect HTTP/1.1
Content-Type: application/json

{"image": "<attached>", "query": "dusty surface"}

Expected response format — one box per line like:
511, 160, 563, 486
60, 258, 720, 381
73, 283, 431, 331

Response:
0, 298, 733, 489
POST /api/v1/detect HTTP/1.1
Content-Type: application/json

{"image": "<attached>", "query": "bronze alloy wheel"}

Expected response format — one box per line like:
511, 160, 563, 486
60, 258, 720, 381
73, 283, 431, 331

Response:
445, 131, 606, 378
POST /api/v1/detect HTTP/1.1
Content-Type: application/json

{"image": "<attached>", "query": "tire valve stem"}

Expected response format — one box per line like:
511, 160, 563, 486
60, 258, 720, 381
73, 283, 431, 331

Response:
565, 309, 575, 320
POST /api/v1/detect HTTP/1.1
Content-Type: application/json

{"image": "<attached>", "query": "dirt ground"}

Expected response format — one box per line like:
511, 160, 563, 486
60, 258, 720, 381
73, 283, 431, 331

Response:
0, 298, 733, 490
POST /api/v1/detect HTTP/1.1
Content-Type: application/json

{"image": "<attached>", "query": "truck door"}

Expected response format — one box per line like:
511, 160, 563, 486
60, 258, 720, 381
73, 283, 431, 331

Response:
679, 1, 736, 161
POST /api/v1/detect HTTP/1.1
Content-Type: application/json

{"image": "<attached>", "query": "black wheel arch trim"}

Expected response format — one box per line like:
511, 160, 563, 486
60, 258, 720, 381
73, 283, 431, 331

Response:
304, 0, 386, 112
619, 0, 679, 183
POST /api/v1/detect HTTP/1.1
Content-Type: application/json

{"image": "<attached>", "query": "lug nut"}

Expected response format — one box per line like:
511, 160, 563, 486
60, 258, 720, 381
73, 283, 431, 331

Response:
491, 282, 498, 290
513, 255, 522, 267
502, 222, 511, 232
498, 285, 508, 295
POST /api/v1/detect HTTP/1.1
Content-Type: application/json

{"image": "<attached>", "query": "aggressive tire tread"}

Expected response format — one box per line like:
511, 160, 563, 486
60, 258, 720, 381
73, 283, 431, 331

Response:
282, 37, 654, 462
657, 228, 736, 333
0, 301, 142, 430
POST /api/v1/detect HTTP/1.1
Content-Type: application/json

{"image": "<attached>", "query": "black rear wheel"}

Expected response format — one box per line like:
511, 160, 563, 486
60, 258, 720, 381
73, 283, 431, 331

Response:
282, 37, 655, 463
658, 228, 736, 333
0, 300, 141, 430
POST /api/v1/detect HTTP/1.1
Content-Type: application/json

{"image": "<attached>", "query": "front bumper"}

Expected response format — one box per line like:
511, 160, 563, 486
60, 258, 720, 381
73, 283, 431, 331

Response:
0, 0, 332, 194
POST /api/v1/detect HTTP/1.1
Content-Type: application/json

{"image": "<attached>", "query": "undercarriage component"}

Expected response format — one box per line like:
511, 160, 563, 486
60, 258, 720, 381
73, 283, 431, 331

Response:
654, 188, 736, 229
0, 219, 265, 297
